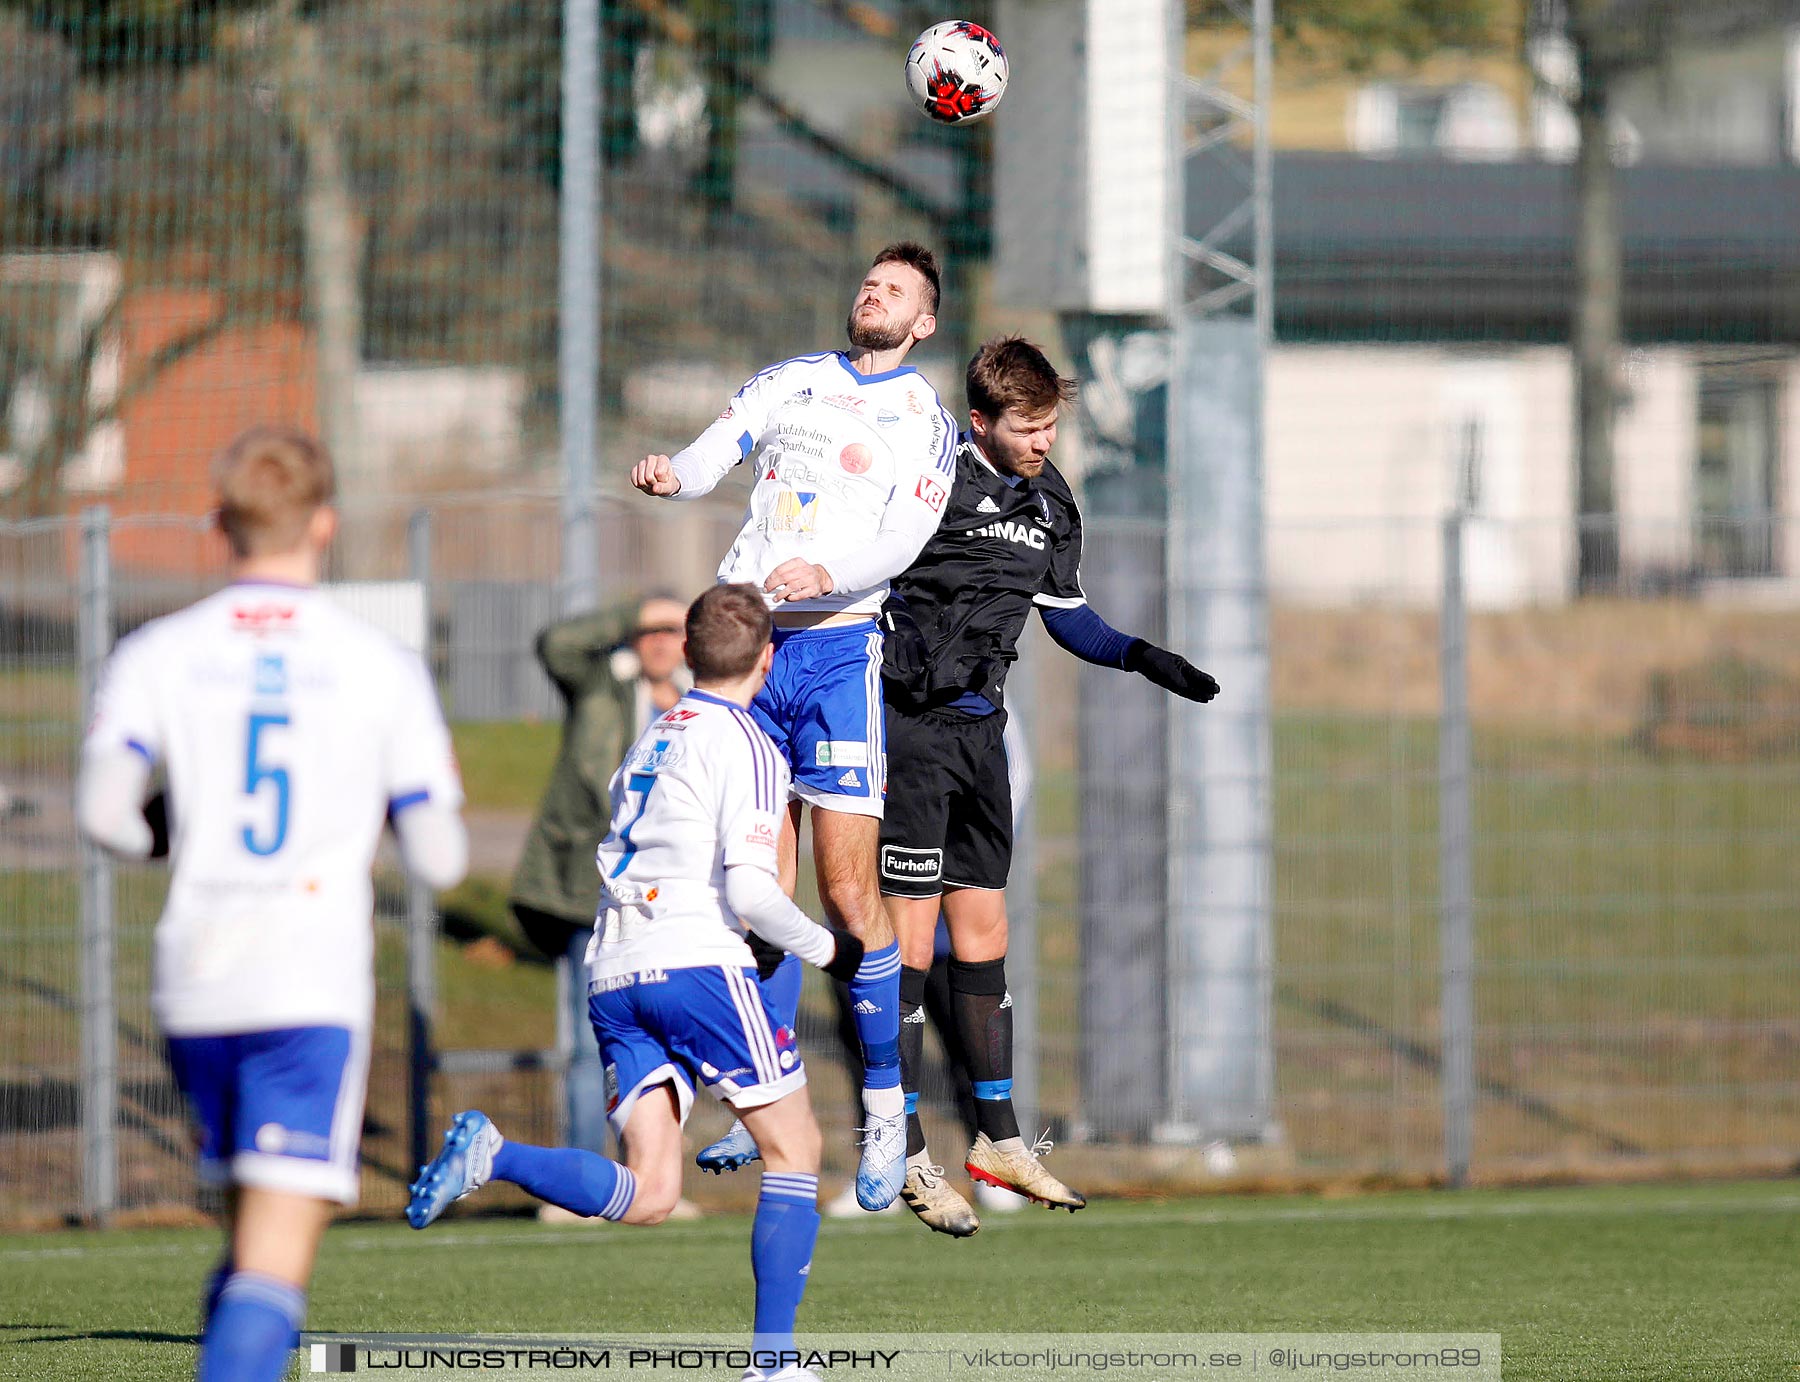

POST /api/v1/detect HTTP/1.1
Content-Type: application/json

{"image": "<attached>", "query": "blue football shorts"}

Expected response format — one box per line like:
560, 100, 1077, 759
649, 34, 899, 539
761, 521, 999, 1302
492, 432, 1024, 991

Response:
749, 621, 886, 817
587, 965, 806, 1135
164, 1025, 369, 1205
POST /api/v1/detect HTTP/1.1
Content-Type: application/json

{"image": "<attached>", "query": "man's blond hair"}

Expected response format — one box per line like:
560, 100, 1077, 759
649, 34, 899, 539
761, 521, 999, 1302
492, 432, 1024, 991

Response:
212, 425, 336, 557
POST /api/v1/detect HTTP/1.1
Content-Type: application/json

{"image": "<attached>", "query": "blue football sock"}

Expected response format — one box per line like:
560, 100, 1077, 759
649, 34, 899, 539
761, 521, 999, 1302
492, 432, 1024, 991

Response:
758, 952, 804, 1037
751, 1172, 820, 1368
199, 1271, 305, 1382
492, 1141, 637, 1220
848, 942, 902, 1092
201, 1252, 232, 1329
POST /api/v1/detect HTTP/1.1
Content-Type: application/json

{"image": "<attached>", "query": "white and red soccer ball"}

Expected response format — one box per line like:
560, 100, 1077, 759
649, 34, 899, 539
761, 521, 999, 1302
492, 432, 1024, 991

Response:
904, 20, 1008, 125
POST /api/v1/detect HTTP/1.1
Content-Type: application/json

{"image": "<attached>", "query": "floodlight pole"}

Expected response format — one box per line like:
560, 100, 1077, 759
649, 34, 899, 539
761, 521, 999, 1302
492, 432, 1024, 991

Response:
1159, 0, 1277, 1144
559, 0, 602, 619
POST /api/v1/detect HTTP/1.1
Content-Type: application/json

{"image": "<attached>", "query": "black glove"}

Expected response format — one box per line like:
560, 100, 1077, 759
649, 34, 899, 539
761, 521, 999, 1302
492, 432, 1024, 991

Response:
820, 927, 865, 984
143, 791, 171, 859
1125, 640, 1220, 703
746, 932, 787, 983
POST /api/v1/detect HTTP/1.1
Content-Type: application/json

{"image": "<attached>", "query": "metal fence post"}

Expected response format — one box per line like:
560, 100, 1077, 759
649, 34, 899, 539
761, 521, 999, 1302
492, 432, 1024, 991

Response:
407, 508, 438, 1177
1440, 509, 1475, 1187
77, 505, 117, 1223
558, 0, 601, 619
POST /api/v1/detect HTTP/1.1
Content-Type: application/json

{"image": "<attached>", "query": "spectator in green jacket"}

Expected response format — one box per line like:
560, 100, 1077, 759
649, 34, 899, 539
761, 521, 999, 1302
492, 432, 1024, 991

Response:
510, 594, 689, 1162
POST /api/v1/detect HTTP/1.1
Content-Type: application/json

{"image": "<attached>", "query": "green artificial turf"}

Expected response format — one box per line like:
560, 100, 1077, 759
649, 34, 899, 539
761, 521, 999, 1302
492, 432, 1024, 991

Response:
2, 1180, 1796, 1380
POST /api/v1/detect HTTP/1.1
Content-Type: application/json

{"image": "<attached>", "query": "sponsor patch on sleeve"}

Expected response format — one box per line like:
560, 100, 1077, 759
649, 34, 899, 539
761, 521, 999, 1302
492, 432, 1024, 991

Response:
914, 476, 947, 513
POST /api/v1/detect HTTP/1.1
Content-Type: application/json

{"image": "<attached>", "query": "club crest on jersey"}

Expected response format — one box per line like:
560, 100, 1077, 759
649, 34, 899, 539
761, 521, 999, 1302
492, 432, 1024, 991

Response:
839, 443, 872, 475
876, 409, 900, 427
915, 476, 947, 513
253, 652, 287, 696
772, 489, 819, 533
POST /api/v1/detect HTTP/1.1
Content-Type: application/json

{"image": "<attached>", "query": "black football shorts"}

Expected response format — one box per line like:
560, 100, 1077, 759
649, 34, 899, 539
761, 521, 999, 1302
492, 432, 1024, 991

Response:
878, 704, 1012, 897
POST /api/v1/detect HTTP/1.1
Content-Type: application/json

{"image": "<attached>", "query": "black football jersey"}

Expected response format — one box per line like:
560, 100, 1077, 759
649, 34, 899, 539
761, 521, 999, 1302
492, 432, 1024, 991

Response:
886, 435, 1086, 712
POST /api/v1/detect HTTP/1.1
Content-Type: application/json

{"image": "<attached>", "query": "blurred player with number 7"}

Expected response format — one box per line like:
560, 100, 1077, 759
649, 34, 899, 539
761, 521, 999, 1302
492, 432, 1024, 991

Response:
407, 585, 864, 1382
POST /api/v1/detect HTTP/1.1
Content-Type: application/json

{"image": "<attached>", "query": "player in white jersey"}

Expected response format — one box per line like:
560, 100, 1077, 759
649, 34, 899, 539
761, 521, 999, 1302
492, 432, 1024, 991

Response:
630, 242, 955, 1209
76, 426, 467, 1382
407, 586, 861, 1382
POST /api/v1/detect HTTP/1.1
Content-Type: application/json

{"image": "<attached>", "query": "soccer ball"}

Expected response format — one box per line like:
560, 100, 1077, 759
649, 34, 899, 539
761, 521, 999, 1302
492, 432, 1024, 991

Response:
904, 21, 1008, 125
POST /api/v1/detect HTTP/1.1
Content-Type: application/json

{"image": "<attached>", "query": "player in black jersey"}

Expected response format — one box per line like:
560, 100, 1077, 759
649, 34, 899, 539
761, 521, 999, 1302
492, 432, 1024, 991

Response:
879, 337, 1219, 1235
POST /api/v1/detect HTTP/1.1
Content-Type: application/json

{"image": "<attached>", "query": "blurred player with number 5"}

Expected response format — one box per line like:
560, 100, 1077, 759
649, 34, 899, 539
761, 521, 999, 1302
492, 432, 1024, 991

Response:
76, 426, 468, 1382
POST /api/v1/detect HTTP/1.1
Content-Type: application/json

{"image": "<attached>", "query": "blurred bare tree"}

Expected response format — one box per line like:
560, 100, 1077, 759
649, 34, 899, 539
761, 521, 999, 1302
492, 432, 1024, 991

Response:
0, 0, 556, 514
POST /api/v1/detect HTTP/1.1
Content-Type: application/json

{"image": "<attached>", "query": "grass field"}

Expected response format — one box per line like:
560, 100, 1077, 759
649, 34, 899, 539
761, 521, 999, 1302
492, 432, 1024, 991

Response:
2, 1181, 1796, 1380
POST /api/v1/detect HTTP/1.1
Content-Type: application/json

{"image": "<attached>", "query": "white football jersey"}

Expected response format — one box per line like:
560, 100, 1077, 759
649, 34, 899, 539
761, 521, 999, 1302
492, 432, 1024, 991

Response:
81, 582, 462, 1036
670, 352, 957, 616
588, 689, 787, 980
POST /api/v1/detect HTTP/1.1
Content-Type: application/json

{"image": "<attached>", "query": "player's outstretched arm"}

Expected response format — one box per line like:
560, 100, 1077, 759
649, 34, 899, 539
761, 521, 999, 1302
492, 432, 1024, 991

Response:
638, 364, 792, 502
1039, 602, 1220, 703
724, 864, 864, 982
76, 746, 160, 859
392, 801, 469, 891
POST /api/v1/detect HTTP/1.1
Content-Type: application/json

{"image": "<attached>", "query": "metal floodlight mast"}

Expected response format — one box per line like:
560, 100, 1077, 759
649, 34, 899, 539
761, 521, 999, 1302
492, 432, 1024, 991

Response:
560, 0, 602, 619
1159, 0, 1276, 1144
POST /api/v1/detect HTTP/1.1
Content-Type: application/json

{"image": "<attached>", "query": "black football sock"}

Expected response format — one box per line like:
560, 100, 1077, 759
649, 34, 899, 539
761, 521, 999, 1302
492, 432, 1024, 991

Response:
948, 955, 1021, 1144
899, 965, 929, 1159
924, 955, 978, 1144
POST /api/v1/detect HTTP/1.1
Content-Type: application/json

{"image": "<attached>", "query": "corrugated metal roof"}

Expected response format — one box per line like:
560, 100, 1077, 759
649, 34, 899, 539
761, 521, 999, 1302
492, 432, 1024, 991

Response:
1188, 152, 1800, 343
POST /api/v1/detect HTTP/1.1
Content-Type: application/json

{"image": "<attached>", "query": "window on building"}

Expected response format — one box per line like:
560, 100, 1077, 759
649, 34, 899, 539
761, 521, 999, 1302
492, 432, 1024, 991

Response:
1351, 81, 1518, 159
1694, 364, 1782, 578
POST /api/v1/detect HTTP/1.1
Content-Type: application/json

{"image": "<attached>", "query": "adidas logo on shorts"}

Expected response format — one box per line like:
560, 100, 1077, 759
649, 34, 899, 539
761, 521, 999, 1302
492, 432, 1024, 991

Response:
837, 768, 861, 788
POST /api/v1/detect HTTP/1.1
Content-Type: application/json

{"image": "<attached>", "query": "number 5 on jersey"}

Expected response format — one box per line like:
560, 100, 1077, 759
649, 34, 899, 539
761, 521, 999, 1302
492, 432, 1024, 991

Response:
243, 711, 290, 856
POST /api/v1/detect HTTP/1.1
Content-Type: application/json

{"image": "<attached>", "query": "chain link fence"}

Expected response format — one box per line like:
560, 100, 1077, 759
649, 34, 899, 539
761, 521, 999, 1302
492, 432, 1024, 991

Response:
6, 500, 1799, 1224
